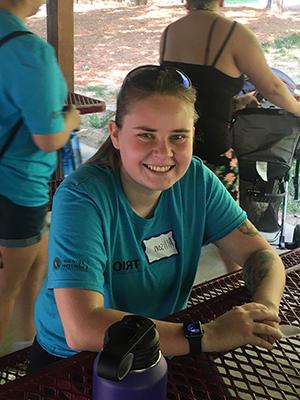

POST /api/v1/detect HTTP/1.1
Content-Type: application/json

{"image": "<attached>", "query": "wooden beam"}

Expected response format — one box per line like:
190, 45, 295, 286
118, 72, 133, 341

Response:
47, 0, 74, 91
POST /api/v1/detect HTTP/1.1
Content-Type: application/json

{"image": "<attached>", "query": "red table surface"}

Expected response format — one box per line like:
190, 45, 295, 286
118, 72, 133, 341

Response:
67, 93, 106, 115
0, 248, 299, 400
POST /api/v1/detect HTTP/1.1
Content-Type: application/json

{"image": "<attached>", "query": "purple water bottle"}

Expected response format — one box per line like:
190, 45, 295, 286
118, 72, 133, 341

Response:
92, 315, 168, 400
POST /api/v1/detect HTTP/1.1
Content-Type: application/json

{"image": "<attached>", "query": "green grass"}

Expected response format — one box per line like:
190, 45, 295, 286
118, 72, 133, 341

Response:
273, 34, 300, 49
84, 85, 108, 98
75, 84, 118, 132
287, 159, 300, 215
262, 34, 300, 56
88, 110, 115, 130
83, 84, 118, 101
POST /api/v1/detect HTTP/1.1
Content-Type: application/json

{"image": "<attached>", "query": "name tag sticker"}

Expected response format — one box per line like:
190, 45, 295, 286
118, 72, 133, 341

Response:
143, 231, 178, 264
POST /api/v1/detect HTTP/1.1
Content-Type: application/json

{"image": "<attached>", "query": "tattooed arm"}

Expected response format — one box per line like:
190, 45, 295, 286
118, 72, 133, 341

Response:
215, 219, 285, 311
243, 248, 285, 312
196, 219, 285, 351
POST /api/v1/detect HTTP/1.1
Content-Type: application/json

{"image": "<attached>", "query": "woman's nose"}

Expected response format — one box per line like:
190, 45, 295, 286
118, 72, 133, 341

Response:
153, 139, 173, 157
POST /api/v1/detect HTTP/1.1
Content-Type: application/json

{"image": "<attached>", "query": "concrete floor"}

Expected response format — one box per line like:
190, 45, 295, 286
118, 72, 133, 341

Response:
196, 244, 227, 283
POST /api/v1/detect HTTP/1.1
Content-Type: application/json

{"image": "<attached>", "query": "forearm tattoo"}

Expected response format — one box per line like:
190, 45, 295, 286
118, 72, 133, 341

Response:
238, 220, 259, 237
243, 249, 275, 296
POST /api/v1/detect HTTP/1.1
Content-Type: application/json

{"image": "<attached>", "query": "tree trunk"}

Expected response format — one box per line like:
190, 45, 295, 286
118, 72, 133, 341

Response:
266, 0, 284, 12
266, 0, 272, 8
126, 0, 147, 5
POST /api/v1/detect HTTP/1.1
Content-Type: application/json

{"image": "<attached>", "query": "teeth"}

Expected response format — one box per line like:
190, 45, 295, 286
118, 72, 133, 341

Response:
146, 165, 172, 172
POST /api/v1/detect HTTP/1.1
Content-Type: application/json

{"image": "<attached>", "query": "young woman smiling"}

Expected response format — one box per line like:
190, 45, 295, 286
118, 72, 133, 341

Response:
30, 65, 285, 372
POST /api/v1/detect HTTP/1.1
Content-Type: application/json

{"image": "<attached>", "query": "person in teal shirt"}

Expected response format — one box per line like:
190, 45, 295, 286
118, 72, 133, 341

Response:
0, 0, 80, 354
31, 65, 284, 371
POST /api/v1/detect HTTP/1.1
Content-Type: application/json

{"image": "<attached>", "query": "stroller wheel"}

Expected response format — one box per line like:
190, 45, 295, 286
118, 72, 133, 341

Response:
285, 224, 300, 250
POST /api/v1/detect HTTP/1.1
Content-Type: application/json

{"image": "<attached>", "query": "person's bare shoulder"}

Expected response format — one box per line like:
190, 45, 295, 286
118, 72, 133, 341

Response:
232, 21, 259, 45
168, 13, 191, 28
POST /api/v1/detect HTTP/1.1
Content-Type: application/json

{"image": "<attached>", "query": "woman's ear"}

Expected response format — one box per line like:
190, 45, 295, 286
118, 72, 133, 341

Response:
109, 120, 120, 150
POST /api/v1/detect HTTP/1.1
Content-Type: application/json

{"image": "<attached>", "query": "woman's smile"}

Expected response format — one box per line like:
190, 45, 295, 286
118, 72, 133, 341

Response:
143, 164, 175, 173
110, 94, 194, 198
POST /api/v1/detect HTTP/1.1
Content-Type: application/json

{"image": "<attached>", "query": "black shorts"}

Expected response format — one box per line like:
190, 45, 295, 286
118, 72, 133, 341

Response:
28, 337, 64, 374
0, 194, 48, 248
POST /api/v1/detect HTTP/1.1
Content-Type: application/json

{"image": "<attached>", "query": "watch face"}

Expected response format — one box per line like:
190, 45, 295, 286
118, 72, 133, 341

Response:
184, 321, 204, 355
185, 321, 203, 336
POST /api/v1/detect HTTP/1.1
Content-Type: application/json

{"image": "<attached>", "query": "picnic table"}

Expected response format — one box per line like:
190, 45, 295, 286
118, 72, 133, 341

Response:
0, 248, 299, 399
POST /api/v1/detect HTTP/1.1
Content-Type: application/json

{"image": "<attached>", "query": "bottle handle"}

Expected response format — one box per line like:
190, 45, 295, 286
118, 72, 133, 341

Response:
97, 316, 155, 381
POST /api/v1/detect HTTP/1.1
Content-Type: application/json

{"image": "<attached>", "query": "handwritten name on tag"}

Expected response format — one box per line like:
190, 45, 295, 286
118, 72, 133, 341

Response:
143, 231, 178, 263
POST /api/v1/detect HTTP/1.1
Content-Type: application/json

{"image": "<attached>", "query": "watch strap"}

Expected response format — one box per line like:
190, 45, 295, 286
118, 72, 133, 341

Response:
184, 320, 204, 355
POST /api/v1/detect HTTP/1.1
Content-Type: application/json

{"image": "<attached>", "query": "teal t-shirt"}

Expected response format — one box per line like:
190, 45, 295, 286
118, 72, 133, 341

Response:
0, 9, 67, 206
35, 157, 247, 357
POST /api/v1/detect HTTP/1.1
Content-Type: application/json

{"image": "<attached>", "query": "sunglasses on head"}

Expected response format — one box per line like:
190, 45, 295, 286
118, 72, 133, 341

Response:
121, 65, 191, 90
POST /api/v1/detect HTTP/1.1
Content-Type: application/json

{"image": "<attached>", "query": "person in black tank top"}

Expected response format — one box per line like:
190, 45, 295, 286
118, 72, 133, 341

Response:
160, 7, 251, 202
160, 0, 300, 200
160, 0, 300, 272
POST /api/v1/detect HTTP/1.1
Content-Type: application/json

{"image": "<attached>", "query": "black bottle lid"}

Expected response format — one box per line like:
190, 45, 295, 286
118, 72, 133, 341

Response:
97, 315, 160, 381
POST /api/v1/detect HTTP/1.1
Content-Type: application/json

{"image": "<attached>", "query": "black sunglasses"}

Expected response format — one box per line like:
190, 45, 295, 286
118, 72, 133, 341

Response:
121, 65, 191, 90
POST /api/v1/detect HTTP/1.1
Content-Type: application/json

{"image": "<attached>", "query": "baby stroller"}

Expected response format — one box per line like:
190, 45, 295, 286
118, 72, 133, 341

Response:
231, 70, 300, 249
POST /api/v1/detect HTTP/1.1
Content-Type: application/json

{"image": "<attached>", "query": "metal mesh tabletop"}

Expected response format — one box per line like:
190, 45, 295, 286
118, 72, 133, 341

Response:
0, 248, 300, 399
66, 93, 106, 114
167, 255, 300, 399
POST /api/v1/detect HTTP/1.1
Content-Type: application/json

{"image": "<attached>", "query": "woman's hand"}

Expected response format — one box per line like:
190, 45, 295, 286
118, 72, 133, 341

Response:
64, 104, 81, 132
253, 301, 280, 346
32, 104, 81, 152
233, 92, 260, 112
201, 302, 282, 353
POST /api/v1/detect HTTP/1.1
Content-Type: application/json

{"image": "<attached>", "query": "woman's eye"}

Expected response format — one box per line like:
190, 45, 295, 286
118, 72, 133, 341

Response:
138, 133, 154, 140
171, 135, 186, 142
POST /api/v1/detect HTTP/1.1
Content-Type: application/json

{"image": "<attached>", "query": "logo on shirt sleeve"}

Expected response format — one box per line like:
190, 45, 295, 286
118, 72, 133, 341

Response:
143, 231, 178, 264
52, 257, 88, 272
53, 257, 61, 269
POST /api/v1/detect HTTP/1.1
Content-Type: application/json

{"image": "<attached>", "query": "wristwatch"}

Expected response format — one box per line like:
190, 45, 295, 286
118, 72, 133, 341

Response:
183, 320, 204, 355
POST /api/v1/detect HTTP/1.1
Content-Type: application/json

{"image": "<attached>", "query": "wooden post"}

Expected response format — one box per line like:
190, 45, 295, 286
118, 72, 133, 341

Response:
47, 0, 74, 92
